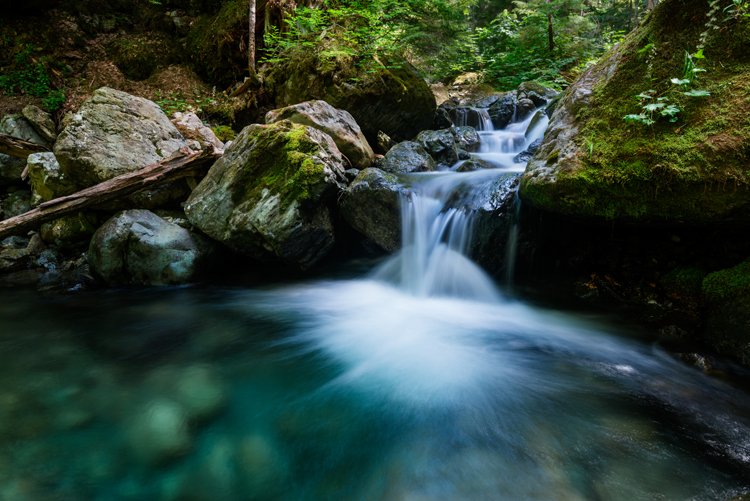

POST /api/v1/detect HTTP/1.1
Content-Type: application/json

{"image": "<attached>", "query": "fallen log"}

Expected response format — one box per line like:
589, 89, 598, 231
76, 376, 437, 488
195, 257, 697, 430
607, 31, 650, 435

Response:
0, 132, 50, 159
0, 145, 222, 240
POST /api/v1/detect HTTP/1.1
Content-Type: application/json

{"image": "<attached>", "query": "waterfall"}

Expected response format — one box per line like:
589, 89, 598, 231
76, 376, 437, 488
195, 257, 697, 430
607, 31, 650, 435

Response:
375, 103, 549, 298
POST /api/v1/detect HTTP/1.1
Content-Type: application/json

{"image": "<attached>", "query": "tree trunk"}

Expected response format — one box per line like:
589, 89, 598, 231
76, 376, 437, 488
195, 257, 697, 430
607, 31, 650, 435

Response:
0, 146, 222, 240
547, 12, 554, 54
0, 132, 50, 159
232, 0, 262, 97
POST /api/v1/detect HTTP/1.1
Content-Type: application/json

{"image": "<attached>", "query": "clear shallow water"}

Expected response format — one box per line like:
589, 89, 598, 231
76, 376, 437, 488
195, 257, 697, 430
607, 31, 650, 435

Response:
1, 279, 750, 501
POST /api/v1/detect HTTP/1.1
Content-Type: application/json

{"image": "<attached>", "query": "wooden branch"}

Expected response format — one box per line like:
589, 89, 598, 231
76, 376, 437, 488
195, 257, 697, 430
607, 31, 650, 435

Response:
0, 132, 50, 159
0, 146, 222, 240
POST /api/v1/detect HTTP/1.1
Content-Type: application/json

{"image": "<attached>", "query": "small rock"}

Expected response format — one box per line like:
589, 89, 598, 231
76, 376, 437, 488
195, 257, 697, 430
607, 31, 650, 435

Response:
0, 248, 31, 273
679, 352, 712, 371
457, 158, 495, 172
2, 190, 31, 218
377, 130, 397, 154
2, 236, 30, 249
27, 152, 78, 202
22, 105, 57, 143
171, 112, 224, 150
450, 126, 480, 152
25, 233, 46, 254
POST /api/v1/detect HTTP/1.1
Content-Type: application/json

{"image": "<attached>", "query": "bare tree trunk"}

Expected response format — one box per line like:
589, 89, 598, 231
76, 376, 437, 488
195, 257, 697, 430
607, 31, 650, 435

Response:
0, 146, 222, 240
547, 12, 554, 54
232, 0, 262, 97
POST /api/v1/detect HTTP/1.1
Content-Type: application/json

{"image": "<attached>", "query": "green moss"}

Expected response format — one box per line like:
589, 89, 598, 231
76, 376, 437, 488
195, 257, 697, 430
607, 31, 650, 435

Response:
547, 149, 559, 164
522, 0, 750, 222
233, 121, 333, 210
662, 266, 708, 297
702, 258, 750, 302
211, 125, 235, 142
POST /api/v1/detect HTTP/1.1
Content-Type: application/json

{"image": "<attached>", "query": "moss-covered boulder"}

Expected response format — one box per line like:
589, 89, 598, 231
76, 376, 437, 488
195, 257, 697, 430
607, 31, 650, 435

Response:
520, 0, 750, 223
263, 52, 435, 148
338, 168, 408, 253
184, 120, 347, 269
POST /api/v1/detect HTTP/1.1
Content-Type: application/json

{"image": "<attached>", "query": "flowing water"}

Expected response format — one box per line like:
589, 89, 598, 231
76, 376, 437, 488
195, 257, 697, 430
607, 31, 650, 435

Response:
1, 107, 750, 500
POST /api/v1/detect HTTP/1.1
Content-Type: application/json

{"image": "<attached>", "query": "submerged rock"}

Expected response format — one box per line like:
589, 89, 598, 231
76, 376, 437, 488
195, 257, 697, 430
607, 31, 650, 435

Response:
265, 100, 375, 169
129, 399, 193, 464
339, 168, 408, 252
185, 120, 347, 269
88, 210, 218, 286
380, 141, 436, 174
513, 138, 543, 163
414, 129, 459, 167
263, 52, 435, 146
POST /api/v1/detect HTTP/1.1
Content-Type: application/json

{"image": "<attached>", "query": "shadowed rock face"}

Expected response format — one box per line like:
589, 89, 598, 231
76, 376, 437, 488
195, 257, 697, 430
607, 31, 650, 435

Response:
263, 53, 436, 147
184, 120, 347, 270
266, 100, 375, 170
338, 168, 408, 253
380, 142, 436, 174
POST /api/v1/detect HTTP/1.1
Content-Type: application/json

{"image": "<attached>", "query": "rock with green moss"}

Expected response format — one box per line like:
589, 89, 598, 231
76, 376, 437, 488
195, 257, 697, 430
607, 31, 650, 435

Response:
41, 213, 99, 245
184, 120, 347, 269
88, 210, 218, 286
27, 153, 78, 203
380, 142, 436, 174
662, 266, 708, 298
702, 259, 750, 303
265, 100, 375, 169
520, 0, 750, 223
338, 168, 408, 253
263, 52, 435, 147
54, 88, 190, 209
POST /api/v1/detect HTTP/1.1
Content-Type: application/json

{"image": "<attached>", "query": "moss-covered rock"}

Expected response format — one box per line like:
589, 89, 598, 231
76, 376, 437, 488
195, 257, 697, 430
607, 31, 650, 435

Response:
520, 0, 750, 223
702, 259, 750, 302
108, 34, 177, 81
662, 266, 708, 298
184, 120, 347, 269
263, 51, 435, 147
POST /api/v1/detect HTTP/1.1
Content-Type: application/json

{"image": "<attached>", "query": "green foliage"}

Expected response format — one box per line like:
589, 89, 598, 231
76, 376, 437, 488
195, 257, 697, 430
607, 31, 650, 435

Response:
703, 259, 750, 302
662, 266, 708, 297
211, 125, 235, 142
0, 43, 66, 110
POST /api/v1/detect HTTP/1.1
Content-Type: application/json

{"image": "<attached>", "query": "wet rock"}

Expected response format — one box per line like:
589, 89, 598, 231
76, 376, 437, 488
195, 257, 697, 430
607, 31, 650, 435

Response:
185, 121, 347, 270
457, 158, 495, 172
27, 153, 78, 203
339, 168, 408, 253
88, 210, 218, 286
679, 352, 713, 371
513, 138, 543, 163
0, 115, 49, 187
380, 141, 436, 174
34, 248, 61, 271
21, 105, 57, 144
450, 126, 480, 152
414, 129, 459, 167
25, 233, 46, 254
515, 98, 537, 121
518, 81, 558, 99
545, 92, 563, 118
54, 88, 189, 208
129, 399, 193, 464
377, 130, 397, 154
2, 190, 31, 218
433, 108, 453, 130
458, 149, 471, 160
238, 434, 288, 496
263, 53, 435, 146
40, 213, 98, 244
171, 112, 224, 150
265, 100, 375, 169
488, 93, 517, 129
345, 169, 360, 182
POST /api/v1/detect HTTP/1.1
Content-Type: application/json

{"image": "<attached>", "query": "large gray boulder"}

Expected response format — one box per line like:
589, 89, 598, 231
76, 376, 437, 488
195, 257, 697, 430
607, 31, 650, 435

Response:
265, 100, 375, 170
184, 120, 347, 270
0, 115, 49, 186
414, 129, 459, 167
88, 210, 218, 286
54, 87, 188, 188
338, 168, 408, 253
27, 152, 78, 203
380, 141, 436, 174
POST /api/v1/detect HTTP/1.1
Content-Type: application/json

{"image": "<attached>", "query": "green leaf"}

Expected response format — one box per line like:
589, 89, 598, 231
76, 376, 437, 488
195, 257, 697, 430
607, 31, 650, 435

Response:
636, 93, 653, 99
683, 89, 711, 97
671, 78, 690, 85
693, 49, 705, 59
644, 103, 665, 111
637, 43, 654, 53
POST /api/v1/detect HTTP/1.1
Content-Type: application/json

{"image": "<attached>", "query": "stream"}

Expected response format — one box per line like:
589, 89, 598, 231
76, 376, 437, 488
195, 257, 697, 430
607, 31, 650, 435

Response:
0, 106, 749, 501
